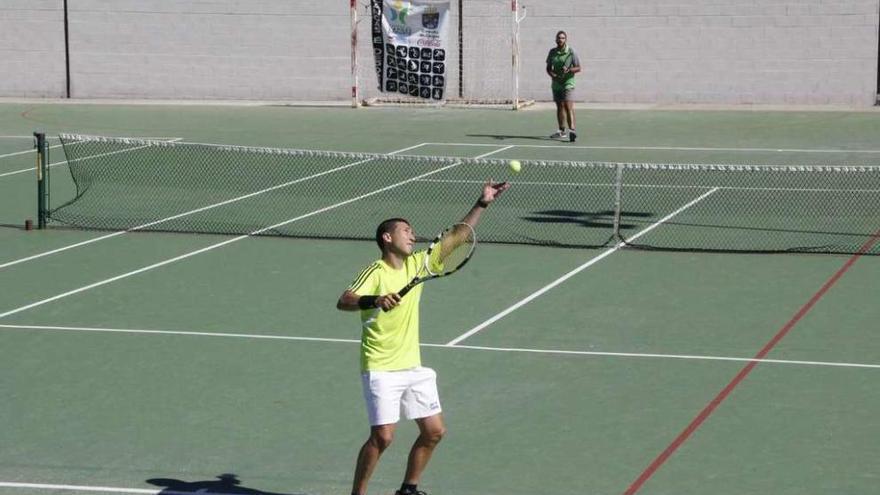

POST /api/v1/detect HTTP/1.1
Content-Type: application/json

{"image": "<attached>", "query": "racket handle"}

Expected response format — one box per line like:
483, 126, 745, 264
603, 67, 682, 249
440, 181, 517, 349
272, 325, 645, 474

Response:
381, 283, 415, 312
398, 284, 414, 298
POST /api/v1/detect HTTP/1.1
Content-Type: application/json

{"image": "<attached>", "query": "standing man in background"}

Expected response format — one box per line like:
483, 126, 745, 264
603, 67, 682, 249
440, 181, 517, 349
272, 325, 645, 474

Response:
546, 30, 581, 142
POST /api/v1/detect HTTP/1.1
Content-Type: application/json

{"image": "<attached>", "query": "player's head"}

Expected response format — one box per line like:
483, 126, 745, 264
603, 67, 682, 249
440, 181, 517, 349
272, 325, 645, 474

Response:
376, 218, 415, 255
555, 30, 567, 48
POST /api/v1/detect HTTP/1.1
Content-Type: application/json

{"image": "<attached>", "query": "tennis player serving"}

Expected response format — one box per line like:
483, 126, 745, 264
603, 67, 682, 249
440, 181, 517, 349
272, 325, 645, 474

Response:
337, 179, 510, 495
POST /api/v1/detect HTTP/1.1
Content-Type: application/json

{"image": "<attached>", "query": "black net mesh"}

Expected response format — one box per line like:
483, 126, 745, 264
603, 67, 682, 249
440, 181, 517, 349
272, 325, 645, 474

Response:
51, 134, 879, 255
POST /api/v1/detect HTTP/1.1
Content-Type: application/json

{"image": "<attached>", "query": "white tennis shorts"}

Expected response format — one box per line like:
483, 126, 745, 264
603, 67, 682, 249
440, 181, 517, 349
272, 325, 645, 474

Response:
361, 366, 442, 426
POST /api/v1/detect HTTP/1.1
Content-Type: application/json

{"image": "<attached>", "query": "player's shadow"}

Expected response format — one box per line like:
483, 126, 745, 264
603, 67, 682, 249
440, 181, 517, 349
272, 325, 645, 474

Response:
466, 133, 557, 141
146, 473, 304, 495
522, 209, 653, 229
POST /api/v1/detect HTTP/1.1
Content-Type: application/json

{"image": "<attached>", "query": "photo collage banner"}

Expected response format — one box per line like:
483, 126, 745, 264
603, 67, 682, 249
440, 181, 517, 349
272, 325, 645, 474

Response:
370, 0, 451, 101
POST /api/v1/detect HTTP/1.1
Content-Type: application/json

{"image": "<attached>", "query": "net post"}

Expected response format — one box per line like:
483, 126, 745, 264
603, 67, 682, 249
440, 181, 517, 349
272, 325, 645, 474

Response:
34, 131, 49, 229
350, 0, 359, 108
612, 163, 624, 244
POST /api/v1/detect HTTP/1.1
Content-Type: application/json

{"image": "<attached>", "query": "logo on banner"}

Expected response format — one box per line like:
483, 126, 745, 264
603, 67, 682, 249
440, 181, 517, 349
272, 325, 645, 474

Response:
422, 6, 439, 29
389, 0, 409, 23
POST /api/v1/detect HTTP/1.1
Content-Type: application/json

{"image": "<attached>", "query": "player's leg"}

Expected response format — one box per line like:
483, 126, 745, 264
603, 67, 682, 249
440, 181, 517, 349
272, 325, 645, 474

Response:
397, 367, 445, 494
352, 423, 397, 495
565, 93, 577, 142
400, 413, 446, 493
551, 88, 567, 138
353, 371, 406, 495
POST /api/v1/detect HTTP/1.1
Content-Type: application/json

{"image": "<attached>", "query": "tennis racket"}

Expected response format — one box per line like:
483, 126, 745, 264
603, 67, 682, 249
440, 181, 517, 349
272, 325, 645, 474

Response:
396, 222, 476, 300
558, 51, 574, 79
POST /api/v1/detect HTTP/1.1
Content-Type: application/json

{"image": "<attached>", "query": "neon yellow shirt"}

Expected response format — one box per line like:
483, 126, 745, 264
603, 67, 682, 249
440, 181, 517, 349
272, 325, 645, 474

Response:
348, 250, 428, 372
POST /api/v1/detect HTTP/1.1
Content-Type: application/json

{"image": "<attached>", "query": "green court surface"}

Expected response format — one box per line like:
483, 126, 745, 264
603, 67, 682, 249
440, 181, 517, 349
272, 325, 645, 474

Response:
1, 103, 878, 495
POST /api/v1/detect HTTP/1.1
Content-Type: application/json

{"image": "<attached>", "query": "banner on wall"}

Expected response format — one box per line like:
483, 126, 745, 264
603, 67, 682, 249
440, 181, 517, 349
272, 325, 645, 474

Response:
370, 0, 451, 100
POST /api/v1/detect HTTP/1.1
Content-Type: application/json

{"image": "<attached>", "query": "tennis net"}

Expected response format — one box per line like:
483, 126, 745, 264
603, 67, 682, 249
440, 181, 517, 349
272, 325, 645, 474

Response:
46, 134, 880, 255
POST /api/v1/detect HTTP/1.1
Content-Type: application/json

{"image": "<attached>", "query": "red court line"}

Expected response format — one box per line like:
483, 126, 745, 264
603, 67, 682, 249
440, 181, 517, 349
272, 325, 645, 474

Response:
623, 229, 880, 495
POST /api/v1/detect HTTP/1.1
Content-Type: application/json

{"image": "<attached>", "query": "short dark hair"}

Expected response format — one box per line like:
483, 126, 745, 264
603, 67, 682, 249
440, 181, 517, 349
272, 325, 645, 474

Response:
556, 30, 567, 38
375, 218, 410, 251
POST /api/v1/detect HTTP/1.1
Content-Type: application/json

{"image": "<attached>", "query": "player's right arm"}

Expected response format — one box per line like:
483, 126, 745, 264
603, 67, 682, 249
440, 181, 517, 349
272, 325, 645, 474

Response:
337, 262, 400, 311
336, 289, 363, 311
546, 50, 556, 79
336, 290, 400, 311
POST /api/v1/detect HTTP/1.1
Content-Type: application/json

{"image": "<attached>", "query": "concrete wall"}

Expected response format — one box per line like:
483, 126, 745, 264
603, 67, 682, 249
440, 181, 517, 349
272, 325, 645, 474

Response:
65, 0, 349, 100
0, 0, 67, 97
1, 0, 877, 105
522, 0, 879, 105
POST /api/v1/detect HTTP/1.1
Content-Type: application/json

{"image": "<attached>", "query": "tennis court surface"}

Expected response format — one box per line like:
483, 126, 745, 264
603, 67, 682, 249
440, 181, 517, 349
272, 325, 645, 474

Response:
1, 103, 878, 495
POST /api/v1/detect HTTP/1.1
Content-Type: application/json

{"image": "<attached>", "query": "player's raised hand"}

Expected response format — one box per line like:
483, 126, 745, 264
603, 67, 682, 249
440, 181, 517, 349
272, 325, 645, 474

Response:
481, 180, 510, 205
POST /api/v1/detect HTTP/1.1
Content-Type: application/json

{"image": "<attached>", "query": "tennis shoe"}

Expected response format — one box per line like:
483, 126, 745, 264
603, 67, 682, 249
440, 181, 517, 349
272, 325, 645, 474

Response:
569, 130, 577, 142
395, 491, 428, 495
550, 130, 568, 139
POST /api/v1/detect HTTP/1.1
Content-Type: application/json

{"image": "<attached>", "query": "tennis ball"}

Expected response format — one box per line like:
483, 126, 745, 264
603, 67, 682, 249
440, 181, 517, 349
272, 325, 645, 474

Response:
509, 160, 522, 173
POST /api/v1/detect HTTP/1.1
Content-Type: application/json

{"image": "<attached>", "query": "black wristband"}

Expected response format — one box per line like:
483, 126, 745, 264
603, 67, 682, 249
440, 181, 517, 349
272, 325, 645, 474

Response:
358, 295, 378, 310
476, 199, 489, 208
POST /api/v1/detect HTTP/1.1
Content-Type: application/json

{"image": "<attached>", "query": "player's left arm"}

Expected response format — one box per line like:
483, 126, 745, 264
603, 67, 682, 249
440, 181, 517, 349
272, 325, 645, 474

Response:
439, 180, 510, 258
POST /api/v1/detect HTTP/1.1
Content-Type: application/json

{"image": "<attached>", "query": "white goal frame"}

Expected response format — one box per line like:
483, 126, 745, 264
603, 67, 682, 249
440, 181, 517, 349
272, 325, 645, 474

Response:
351, 0, 532, 110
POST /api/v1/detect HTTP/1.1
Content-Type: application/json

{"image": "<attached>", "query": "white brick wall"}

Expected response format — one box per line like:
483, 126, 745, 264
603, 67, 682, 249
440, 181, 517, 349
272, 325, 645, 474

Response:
520, 0, 879, 104
64, 0, 350, 99
0, 0, 67, 97
0, 0, 877, 104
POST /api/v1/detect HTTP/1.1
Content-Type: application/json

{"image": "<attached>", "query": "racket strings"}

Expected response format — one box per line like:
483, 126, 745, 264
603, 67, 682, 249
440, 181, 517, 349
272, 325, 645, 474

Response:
435, 230, 474, 274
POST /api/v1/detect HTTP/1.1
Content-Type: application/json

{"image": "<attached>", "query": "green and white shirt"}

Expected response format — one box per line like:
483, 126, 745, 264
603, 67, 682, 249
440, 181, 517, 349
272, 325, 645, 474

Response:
546, 46, 581, 91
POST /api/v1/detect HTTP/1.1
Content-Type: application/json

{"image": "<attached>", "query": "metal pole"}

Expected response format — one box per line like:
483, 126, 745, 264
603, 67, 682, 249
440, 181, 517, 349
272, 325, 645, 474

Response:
511, 0, 519, 109
64, 0, 71, 98
35, 132, 48, 229
458, 0, 464, 99
612, 164, 624, 244
351, 0, 359, 107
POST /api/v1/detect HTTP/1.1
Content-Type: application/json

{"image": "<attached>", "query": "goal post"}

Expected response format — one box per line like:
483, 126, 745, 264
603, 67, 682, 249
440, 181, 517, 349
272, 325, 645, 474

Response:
352, 0, 533, 109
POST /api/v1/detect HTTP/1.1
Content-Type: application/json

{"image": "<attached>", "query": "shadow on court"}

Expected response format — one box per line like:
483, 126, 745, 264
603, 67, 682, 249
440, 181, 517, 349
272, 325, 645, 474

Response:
147, 473, 306, 495
522, 209, 652, 230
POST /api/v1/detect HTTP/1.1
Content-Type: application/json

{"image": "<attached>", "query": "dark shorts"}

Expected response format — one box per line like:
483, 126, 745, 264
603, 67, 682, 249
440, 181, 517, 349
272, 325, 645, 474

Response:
552, 87, 576, 102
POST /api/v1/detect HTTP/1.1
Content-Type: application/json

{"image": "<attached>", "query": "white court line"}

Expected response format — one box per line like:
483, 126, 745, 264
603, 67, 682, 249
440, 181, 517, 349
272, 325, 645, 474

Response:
445, 187, 720, 346
0, 480, 311, 495
0, 482, 189, 495
0, 137, 179, 161
426, 142, 880, 154
0, 146, 512, 320
0, 323, 359, 345
418, 178, 880, 194
1, 323, 877, 370
0, 143, 64, 159
0, 137, 183, 178
0, 142, 428, 271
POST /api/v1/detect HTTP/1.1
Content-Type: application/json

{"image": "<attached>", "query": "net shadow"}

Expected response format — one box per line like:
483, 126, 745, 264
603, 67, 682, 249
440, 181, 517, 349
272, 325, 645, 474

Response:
522, 209, 652, 230
466, 133, 557, 141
